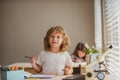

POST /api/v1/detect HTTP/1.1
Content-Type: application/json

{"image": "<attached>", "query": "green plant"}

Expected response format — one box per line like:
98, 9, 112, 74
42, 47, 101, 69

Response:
85, 46, 99, 54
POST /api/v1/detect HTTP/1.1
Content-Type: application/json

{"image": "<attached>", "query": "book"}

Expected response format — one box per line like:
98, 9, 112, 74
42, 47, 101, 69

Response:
24, 71, 55, 79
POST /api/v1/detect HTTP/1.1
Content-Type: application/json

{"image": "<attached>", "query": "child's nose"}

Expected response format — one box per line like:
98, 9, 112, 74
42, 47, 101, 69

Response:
53, 36, 58, 41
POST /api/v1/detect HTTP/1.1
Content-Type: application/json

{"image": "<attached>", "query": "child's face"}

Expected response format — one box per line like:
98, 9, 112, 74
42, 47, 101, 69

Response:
49, 32, 63, 49
78, 50, 86, 58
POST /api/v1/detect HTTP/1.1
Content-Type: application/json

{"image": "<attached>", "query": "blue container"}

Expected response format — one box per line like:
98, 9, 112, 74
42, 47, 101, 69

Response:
1, 70, 24, 80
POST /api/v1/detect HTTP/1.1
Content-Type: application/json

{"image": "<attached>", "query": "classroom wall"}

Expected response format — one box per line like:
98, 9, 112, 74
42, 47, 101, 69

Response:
0, 0, 94, 65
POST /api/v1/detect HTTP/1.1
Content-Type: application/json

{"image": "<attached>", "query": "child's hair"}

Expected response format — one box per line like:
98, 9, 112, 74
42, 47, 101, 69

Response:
44, 26, 70, 52
72, 42, 89, 60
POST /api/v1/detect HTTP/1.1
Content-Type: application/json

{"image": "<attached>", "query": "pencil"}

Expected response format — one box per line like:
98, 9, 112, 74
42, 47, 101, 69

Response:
25, 56, 32, 59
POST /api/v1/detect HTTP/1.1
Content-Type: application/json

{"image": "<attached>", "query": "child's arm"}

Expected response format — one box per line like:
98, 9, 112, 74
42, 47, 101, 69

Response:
30, 57, 42, 73
63, 66, 73, 75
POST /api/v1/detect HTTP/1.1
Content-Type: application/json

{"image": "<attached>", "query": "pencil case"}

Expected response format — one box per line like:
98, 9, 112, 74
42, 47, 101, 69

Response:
1, 70, 24, 80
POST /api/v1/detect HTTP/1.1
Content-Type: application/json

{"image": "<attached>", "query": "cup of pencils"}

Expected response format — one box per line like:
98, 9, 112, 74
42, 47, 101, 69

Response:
1, 66, 24, 80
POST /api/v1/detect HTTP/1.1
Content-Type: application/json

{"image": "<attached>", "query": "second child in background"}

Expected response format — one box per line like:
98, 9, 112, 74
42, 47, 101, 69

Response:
71, 42, 90, 63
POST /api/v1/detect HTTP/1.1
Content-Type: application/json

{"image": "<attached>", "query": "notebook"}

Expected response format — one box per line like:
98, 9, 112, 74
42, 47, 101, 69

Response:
24, 71, 55, 79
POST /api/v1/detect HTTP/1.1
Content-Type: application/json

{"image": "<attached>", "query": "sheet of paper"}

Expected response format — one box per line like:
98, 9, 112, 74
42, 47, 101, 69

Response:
24, 71, 55, 79
30, 74, 56, 79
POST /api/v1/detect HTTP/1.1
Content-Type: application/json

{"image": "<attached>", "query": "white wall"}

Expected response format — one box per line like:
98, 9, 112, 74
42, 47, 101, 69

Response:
0, 0, 94, 65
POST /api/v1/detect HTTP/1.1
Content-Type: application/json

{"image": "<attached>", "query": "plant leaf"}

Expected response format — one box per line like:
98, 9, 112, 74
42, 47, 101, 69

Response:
85, 49, 91, 54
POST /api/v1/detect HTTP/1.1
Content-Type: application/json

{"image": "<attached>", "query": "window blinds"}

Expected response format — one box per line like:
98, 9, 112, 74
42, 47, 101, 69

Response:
103, 0, 120, 80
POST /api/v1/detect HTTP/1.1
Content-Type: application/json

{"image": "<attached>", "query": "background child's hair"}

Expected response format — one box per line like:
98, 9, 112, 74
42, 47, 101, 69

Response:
44, 26, 70, 52
72, 42, 89, 60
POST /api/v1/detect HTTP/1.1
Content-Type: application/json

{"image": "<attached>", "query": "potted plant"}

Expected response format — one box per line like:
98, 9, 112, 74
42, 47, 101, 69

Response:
85, 46, 99, 64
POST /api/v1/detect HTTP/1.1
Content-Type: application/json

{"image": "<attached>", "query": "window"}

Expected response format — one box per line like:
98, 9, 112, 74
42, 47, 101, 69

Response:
95, 0, 120, 80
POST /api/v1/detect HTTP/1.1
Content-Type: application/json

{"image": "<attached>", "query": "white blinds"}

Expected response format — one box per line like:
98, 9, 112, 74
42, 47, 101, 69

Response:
103, 0, 120, 80
94, 0, 102, 49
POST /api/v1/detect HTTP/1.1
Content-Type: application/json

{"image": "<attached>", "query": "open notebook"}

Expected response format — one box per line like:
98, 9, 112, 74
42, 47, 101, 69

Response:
24, 71, 56, 79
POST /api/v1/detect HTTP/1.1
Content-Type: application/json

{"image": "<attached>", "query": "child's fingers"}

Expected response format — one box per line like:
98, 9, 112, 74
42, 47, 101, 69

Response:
30, 57, 37, 64
63, 68, 69, 74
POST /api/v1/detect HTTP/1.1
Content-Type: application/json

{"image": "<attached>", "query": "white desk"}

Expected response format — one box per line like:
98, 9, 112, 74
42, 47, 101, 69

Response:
7, 62, 108, 80
8, 62, 32, 67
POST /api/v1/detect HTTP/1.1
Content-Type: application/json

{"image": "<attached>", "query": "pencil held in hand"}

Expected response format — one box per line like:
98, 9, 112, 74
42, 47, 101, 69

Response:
30, 56, 37, 64
25, 56, 37, 64
25, 56, 32, 59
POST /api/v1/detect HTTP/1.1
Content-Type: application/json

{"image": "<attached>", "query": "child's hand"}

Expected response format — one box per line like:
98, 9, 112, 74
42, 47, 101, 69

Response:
63, 67, 72, 75
30, 56, 37, 64
30, 57, 42, 73
75, 58, 81, 63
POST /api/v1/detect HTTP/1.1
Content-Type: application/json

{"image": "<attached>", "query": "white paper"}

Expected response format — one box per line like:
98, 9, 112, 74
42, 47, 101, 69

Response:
24, 71, 55, 79
31, 74, 56, 79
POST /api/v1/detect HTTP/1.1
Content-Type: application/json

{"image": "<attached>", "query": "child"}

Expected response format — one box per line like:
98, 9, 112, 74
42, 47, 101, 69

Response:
30, 26, 73, 75
71, 42, 90, 63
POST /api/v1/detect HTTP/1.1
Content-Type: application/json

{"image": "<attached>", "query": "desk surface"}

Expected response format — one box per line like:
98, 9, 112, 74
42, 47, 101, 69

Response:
8, 62, 32, 68
6, 62, 109, 80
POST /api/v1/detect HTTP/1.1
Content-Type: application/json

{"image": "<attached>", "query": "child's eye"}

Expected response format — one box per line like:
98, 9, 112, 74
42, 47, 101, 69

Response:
57, 36, 60, 38
50, 36, 54, 38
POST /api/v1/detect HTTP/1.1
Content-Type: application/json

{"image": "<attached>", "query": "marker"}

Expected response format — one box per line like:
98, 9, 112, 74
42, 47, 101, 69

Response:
25, 56, 32, 59
22, 67, 25, 70
12, 67, 14, 70
14, 66, 18, 70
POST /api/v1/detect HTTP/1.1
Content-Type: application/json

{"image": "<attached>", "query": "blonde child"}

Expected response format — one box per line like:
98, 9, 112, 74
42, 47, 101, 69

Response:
30, 26, 73, 75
